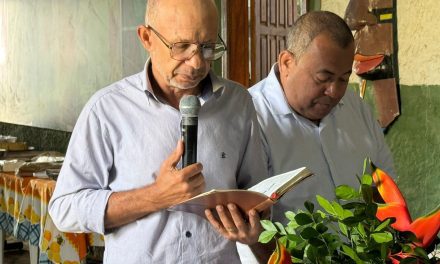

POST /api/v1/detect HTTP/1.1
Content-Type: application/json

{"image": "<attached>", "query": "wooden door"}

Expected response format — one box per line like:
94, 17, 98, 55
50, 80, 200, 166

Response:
226, 0, 307, 87
251, 0, 306, 85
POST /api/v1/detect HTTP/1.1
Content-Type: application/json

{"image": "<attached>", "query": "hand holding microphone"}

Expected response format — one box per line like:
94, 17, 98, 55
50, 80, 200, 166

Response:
179, 95, 201, 167
150, 95, 204, 208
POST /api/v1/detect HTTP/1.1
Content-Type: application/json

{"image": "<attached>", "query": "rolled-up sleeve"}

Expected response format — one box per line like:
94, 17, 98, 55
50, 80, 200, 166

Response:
49, 104, 113, 234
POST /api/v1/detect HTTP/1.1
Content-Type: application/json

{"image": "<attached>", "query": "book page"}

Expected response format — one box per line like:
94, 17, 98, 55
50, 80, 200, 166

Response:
247, 167, 312, 197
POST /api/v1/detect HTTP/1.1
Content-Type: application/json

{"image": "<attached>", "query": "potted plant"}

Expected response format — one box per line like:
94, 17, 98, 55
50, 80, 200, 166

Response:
259, 161, 440, 263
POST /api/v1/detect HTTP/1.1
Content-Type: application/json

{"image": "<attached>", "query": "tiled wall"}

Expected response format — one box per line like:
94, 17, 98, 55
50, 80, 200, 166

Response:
0, 122, 71, 153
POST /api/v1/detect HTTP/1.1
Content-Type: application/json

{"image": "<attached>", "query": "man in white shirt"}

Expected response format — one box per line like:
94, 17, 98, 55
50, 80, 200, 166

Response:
249, 11, 396, 224
49, 0, 267, 263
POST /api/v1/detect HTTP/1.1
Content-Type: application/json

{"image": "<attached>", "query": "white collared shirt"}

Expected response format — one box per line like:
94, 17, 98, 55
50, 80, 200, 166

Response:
49, 62, 267, 263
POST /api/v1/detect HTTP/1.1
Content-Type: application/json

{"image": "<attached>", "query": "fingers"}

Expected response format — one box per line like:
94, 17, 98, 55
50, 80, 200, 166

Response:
206, 204, 263, 244
247, 209, 261, 231
224, 204, 246, 231
163, 140, 184, 171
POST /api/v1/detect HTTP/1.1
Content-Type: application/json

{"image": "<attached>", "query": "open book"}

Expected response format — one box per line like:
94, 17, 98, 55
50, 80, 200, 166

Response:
171, 167, 313, 217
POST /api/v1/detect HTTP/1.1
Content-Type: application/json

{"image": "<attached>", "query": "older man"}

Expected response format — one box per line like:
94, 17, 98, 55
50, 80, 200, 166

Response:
250, 11, 396, 224
49, 0, 267, 263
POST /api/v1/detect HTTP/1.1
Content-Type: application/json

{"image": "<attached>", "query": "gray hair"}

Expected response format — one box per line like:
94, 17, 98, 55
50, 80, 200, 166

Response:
287, 11, 354, 60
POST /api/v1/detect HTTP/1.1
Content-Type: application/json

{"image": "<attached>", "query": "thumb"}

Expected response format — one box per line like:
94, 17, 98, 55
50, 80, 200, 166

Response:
164, 140, 184, 169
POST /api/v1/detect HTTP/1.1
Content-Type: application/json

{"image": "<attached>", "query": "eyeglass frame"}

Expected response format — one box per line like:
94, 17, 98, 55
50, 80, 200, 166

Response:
145, 25, 227, 61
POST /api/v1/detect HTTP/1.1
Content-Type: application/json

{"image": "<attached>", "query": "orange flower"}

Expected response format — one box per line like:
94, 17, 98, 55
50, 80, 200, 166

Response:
373, 168, 440, 248
268, 240, 291, 264
408, 205, 440, 248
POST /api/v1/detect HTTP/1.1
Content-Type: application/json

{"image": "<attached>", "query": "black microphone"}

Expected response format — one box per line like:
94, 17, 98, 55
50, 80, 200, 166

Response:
179, 95, 201, 167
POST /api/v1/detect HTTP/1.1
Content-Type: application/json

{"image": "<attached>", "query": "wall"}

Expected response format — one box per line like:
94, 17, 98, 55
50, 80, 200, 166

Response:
321, 0, 440, 218
0, 0, 147, 131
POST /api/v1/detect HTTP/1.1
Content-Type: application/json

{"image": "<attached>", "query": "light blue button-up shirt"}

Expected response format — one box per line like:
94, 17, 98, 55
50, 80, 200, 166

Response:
48, 62, 267, 263
249, 64, 396, 223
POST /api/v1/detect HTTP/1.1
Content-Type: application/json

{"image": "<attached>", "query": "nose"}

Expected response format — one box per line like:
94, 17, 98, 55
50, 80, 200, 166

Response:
324, 82, 346, 99
185, 46, 204, 70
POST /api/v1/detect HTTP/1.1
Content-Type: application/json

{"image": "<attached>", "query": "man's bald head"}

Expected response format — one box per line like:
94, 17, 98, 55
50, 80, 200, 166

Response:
145, 0, 218, 30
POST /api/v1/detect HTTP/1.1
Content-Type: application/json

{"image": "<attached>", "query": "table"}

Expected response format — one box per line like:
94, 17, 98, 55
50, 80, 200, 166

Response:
0, 172, 104, 264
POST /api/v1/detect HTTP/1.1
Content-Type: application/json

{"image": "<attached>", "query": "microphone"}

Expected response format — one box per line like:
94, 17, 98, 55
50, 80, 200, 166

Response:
179, 95, 201, 167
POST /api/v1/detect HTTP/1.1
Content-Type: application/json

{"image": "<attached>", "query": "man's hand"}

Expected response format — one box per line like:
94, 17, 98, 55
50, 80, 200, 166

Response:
104, 140, 204, 229
152, 140, 205, 208
205, 203, 262, 245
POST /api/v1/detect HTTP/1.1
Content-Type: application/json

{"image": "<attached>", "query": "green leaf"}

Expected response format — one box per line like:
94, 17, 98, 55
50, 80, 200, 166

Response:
285, 225, 297, 235
338, 221, 348, 237
342, 245, 364, 264
316, 223, 328, 234
342, 202, 365, 210
357, 223, 367, 238
343, 209, 354, 219
260, 220, 277, 232
274, 222, 287, 235
287, 220, 300, 229
305, 244, 318, 263
402, 244, 413, 253
290, 248, 305, 260
361, 184, 373, 203
300, 226, 320, 239
374, 219, 391, 232
342, 216, 364, 226
361, 174, 373, 186
308, 237, 326, 247
295, 213, 313, 225
258, 230, 277, 243
316, 210, 327, 219
362, 157, 370, 175
371, 232, 393, 243
285, 211, 296, 221
380, 243, 388, 260
332, 201, 345, 219
312, 212, 324, 223
356, 245, 366, 253
286, 234, 303, 243
365, 203, 378, 218
335, 185, 359, 200
304, 200, 314, 213
279, 235, 288, 247
413, 246, 429, 259
316, 195, 337, 216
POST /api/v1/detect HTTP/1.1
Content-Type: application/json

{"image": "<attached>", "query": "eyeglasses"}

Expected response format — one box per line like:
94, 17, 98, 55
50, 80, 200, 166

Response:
146, 25, 227, 61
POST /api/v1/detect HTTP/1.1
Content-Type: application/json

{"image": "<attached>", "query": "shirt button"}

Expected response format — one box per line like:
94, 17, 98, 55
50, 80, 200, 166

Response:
185, 231, 192, 238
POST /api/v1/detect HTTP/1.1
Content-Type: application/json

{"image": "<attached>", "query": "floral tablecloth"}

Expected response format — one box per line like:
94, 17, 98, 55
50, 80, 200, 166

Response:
0, 172, 104, 264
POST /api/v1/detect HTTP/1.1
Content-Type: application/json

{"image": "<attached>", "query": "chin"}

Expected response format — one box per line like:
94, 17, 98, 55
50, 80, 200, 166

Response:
170, 79, 200, 90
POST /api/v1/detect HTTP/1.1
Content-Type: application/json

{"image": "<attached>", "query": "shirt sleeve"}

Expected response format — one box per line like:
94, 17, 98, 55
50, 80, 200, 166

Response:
49, 106, 113, 234
236, 95, 269, 189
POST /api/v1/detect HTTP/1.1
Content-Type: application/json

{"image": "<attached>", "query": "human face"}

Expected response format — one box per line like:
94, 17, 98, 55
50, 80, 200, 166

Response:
141, 0, 219, 91
280, 34, 354, 123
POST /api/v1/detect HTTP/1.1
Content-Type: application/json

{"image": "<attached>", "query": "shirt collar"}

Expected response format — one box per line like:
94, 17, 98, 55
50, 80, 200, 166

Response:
262, 63, 294, 116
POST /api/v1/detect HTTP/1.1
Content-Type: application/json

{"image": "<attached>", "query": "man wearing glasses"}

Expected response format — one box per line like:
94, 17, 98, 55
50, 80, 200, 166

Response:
49, 0, 268, 263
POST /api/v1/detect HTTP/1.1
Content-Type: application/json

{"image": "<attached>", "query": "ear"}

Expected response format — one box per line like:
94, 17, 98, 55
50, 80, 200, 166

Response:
278, 50, 296, 77
137, 25, 152, 51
